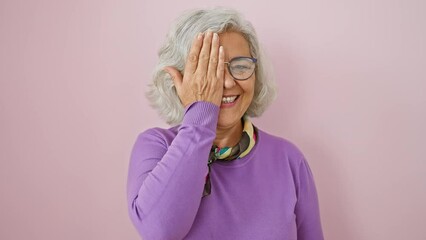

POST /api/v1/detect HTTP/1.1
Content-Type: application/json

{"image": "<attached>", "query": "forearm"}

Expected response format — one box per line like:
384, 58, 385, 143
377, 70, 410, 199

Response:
127, 102, 219, 239
295, 157, 324, 240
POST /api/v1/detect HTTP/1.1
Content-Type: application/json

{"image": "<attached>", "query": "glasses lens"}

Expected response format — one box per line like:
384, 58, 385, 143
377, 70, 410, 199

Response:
229, 58, 256, 80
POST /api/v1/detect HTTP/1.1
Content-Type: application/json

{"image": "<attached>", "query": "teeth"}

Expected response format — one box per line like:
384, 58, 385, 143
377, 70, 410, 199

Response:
221, 96, 237, 104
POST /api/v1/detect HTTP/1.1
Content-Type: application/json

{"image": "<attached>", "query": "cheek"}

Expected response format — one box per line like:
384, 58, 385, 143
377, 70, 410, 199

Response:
242, 82, 255, 107
246, 80, 255, 99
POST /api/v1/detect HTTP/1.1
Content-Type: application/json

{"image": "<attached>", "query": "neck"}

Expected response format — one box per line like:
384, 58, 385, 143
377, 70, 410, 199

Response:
214, 119, 243, 148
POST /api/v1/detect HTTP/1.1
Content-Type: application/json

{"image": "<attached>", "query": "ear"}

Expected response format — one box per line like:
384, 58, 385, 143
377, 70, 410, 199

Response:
164, 66, 183, 89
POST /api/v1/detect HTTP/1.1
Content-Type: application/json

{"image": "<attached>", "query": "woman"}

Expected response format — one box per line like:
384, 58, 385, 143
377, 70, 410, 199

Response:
127, 7, 323, 240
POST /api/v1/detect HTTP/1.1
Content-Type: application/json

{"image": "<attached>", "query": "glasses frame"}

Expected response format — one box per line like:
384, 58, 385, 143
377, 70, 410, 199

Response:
224, 56, 257, 81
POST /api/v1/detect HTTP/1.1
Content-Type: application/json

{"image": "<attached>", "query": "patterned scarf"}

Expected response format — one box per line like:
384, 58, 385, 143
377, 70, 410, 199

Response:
203, 117, 257, 197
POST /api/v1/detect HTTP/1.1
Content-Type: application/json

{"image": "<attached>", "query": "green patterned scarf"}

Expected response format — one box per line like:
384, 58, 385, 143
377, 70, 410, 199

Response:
203, 117, 257, 197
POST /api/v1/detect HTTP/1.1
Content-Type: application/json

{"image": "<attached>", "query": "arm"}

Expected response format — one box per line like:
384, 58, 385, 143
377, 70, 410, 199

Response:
295, 157, 324, 240
128, 31, 224, 239
127, 102, 219, 239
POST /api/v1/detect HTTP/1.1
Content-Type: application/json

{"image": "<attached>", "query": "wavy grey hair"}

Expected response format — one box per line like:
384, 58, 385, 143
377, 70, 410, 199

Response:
147, 7, 276, 125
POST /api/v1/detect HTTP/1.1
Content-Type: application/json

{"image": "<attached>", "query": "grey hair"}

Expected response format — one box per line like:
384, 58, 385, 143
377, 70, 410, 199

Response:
147, 7, 276, 125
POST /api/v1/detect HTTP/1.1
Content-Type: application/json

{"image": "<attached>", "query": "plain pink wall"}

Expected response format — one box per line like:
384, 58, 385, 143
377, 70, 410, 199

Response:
1, 0, 425, 239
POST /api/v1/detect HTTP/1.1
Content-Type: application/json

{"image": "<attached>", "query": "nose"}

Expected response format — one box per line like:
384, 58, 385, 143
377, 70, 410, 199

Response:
223, 67, 236, 89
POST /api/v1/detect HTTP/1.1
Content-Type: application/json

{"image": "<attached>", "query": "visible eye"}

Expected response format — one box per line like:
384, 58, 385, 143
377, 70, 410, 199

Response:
231, 65, 251, 71
226, 57, 257, 80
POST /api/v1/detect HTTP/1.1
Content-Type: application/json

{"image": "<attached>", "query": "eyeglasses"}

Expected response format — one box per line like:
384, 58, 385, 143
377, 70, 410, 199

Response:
224, 57, 257, 80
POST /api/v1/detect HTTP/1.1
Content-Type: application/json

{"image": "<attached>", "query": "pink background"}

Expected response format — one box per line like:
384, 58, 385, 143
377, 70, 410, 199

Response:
1, 0, 425, 239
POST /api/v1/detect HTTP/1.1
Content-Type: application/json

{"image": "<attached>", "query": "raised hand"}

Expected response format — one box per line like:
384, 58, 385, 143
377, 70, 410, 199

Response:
165, 31, 225, 107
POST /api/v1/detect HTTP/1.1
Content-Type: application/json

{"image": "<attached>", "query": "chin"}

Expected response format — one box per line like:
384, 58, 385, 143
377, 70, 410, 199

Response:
217, 113, 243, 129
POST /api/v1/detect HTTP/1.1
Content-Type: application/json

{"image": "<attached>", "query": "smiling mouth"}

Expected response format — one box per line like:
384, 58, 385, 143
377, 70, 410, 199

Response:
221, 95, 239, 104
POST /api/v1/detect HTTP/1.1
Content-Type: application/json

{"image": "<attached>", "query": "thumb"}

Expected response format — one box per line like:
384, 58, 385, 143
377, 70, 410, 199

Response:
164, 66, 182, 89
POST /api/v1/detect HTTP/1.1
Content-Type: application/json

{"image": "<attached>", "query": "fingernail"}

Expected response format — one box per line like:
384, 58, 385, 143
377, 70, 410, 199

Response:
198, 33, 203, 39
213, 33, 218, 41
219, 46, 223, 53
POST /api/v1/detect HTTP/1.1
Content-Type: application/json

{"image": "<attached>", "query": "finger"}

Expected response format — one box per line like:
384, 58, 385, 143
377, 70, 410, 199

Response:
207, 33, 220, 77
216, 46, 225, 84
197, 31, 213, 74
184, 33, 204, 75
164, 66, 183, 89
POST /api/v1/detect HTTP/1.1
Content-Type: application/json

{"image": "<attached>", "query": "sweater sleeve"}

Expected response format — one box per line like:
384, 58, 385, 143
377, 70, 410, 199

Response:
127, 102, 219, 240
295, 157, 324, 240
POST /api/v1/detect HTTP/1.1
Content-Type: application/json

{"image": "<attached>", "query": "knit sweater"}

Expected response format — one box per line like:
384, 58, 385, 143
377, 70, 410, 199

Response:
127, 101, 324, 240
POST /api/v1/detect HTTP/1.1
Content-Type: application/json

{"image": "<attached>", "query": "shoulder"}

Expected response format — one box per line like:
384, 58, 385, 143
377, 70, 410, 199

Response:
255, 128, 315, 189
134, 125, 180, 148
257, 128, 305, 159
256, 128, 306, 165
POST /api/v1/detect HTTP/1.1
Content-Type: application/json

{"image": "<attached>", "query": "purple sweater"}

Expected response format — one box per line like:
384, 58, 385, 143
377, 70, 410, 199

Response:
127, 102, 323, 240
